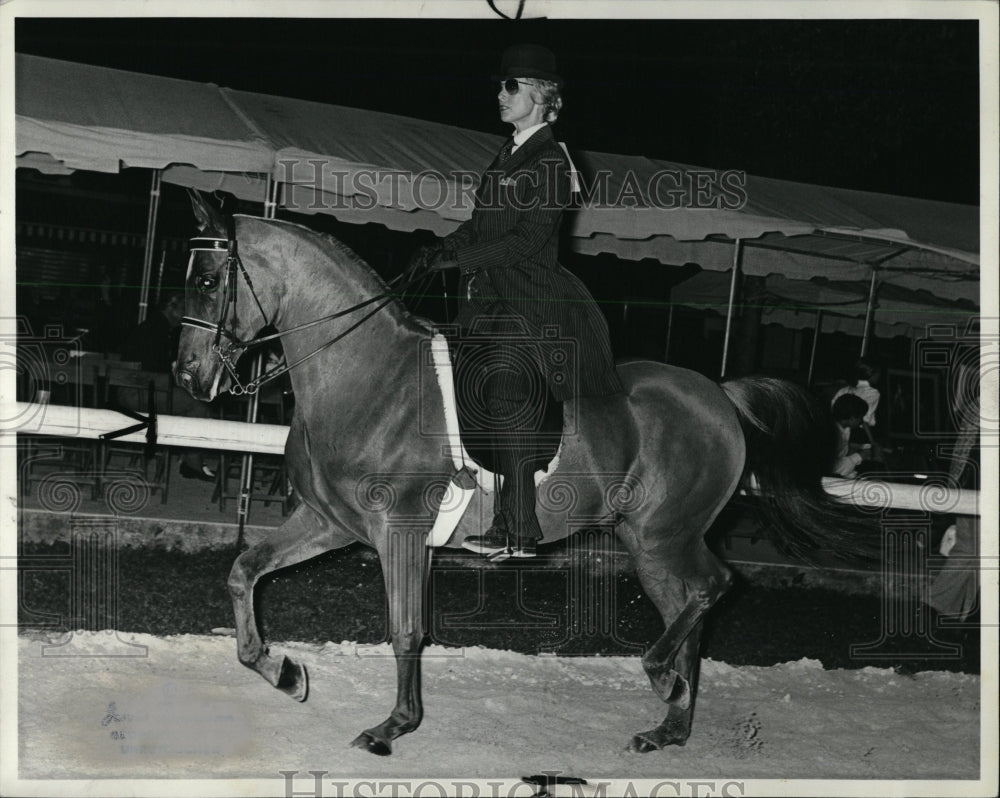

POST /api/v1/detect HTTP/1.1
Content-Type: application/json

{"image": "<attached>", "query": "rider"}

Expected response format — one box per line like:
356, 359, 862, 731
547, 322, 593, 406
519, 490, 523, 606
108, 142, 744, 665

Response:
410, 44, 622, 558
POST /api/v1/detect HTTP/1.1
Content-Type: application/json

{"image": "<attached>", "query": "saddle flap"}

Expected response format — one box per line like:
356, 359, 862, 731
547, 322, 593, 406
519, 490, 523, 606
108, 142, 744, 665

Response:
424, 334, 563, 490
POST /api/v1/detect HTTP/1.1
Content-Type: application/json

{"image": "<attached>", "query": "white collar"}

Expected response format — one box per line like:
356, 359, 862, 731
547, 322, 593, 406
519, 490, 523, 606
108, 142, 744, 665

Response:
512, 122, 548, 150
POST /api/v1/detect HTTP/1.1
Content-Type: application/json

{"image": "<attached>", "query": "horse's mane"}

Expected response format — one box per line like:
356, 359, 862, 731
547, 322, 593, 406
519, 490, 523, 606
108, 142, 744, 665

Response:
235, 214, 432, 333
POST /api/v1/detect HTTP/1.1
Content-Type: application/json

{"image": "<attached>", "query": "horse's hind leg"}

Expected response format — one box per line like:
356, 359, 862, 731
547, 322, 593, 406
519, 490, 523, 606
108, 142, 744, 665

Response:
351, 529, 428, 756
631, 617, 709, 752
621, 528, 732, 752
228, 502, 354, 700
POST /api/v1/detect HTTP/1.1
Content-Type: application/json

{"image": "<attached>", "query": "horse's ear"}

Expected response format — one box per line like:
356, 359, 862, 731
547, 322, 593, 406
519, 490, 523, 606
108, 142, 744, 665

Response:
188, 189, 225, 235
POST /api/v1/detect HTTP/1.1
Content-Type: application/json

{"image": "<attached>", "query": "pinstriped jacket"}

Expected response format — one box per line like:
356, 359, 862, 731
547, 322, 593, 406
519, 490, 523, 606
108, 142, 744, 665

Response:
443, 124, 623, 401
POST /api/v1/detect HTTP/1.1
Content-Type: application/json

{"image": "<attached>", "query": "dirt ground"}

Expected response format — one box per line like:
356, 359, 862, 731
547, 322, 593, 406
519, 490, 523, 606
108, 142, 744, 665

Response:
14, 630, 985, 796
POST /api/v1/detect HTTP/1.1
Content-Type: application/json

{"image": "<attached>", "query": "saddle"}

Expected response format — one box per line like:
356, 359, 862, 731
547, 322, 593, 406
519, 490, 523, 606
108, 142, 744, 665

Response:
423, 334, 565, 546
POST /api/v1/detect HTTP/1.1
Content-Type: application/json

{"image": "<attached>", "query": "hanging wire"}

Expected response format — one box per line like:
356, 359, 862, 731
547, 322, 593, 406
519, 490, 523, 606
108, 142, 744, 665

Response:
486, 0, 527, 20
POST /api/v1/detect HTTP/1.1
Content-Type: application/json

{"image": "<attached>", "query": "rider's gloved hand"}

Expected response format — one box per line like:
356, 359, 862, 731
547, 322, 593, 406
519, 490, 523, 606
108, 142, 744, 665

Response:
426, 249, 458, 272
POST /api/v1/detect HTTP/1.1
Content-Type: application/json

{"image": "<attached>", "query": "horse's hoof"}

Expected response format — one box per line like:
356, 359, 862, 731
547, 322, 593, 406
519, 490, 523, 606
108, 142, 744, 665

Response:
276, 657, 308, 702
627, 728, 687, 753
350, 732, 392, 756
627, 733, 661, 754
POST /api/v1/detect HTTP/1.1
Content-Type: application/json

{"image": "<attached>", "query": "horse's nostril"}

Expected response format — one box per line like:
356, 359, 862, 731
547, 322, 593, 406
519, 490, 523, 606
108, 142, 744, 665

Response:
176, 371, 194, 391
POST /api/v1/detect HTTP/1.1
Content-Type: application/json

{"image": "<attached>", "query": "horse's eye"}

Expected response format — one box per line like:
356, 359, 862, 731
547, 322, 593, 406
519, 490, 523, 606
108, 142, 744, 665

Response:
195, 274, 218, 292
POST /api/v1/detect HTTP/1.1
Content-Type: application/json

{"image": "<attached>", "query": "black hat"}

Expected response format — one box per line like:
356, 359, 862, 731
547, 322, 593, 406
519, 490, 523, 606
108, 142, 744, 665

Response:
496, 44, 563, 88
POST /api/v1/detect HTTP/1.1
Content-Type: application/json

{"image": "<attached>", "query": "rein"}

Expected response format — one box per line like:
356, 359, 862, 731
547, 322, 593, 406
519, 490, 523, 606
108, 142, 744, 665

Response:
181, 233, 430, 395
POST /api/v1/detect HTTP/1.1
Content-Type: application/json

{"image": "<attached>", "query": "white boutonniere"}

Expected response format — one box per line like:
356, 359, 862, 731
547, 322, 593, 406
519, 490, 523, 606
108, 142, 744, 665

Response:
499, 176, 518, 186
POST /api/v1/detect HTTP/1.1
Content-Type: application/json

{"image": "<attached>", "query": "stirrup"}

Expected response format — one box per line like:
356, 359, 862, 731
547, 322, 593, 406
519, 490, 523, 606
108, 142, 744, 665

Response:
484, 541, 537, 562
485, 546, 515, 563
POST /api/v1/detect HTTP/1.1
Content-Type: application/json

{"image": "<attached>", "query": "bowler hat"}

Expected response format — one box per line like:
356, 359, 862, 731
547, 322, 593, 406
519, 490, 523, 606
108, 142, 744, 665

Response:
495, 44, 563, 88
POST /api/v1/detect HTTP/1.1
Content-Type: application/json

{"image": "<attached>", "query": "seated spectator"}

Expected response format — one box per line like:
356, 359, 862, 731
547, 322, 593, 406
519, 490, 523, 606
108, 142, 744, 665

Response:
831, 393, 870, 478
831, 359, 881, 446
120, 293, 216, 481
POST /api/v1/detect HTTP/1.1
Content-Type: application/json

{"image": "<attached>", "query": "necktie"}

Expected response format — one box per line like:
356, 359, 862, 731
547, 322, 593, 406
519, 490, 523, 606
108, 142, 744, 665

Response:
498, 139, 514, 165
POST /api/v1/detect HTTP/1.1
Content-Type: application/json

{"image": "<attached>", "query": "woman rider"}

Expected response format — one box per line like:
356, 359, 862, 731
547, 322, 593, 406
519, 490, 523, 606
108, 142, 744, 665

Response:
412, 44, 622, 558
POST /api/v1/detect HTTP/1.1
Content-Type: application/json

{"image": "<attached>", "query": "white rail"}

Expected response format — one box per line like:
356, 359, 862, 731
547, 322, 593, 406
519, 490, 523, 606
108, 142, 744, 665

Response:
10, 402, 288, 455
8, 402, 980, 517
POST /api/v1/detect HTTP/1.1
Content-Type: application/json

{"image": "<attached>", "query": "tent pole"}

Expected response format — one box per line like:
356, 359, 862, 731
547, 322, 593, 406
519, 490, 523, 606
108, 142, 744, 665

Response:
663, 288, 674, 363
860, 267, 878, 357
720, 239, 742, 379
153, 249, 167, 307
137, 170, 162, 323
807, 308, 823, 387
264, 172, 279, 220
235, 352, 263, 550
442, 272, 450, 324
236, 173, 277, 547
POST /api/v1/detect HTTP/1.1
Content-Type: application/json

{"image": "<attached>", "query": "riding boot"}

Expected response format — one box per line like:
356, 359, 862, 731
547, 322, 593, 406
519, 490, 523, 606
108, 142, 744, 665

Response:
488, 396, 544, 544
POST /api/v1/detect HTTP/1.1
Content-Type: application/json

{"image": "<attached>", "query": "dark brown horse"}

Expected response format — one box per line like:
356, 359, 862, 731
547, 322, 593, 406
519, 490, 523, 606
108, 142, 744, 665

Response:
176, 193, 876, 755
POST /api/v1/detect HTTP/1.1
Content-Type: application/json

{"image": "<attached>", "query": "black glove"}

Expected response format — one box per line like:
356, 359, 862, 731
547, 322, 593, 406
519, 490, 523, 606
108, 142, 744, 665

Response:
426, 248, 458, 272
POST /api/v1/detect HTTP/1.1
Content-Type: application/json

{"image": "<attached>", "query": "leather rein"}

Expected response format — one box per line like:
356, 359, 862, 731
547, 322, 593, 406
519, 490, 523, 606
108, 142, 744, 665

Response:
180, 233, 425, 396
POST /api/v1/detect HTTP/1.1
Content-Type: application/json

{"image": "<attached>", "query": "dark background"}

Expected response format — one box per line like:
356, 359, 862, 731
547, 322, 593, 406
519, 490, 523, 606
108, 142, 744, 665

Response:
16, 16, 980, 204
12, 15, 982, 390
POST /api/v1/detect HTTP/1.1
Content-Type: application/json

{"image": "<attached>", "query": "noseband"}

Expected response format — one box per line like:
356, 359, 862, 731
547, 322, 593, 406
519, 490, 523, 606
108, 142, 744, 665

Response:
181, 230, 424, 395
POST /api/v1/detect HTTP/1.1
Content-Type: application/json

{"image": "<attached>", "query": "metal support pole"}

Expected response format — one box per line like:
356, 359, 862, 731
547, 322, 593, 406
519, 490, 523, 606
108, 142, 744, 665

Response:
663, 289, 674, 364
264, 173, 279, 220
860, 267, 878, 357
153, 249, 167, 308
441, 272, 450, 324
137, 170, 162, 323
235, 352, 263, 549
807, 308, 823, 387
720, 239, 742, 379
236, 173, 276, 548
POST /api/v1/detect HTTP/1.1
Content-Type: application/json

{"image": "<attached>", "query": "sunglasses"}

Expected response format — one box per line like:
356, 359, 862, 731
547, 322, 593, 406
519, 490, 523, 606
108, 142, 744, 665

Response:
499, 78, 534, 94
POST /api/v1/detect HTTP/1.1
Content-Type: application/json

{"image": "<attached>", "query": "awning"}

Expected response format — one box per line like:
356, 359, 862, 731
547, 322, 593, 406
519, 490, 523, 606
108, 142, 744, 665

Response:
15, 53, 980, 312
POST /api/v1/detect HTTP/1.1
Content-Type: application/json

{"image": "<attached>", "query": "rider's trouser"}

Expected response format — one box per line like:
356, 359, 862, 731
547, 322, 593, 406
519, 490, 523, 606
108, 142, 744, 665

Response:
453, 335, 550, 542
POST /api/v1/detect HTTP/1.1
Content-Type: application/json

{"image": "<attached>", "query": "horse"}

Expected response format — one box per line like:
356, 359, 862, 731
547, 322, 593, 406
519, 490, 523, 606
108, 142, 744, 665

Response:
175, 191, 877, 756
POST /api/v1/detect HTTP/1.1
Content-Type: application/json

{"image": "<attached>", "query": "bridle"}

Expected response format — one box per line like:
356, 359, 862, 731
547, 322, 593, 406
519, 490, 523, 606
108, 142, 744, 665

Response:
180, 231, 426, 396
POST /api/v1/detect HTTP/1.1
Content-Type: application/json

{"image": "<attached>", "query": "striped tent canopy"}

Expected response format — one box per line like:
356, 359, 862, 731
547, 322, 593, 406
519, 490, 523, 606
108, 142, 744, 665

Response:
16, 53, 979, 313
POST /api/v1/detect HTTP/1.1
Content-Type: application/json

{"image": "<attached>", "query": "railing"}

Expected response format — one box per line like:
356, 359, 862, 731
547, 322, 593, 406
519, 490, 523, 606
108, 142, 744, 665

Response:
11, 402, 288, 455
8, 402, 981, 517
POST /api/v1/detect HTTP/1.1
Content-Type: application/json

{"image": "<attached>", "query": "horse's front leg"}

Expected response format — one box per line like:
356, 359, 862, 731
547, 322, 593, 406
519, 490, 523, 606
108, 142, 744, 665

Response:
351, 529, 429, 756
229, 503, 353, 700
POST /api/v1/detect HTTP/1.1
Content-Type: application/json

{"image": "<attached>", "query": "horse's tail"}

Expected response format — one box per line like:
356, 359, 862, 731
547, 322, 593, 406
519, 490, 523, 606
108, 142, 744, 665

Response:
720, 376, 880, 562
